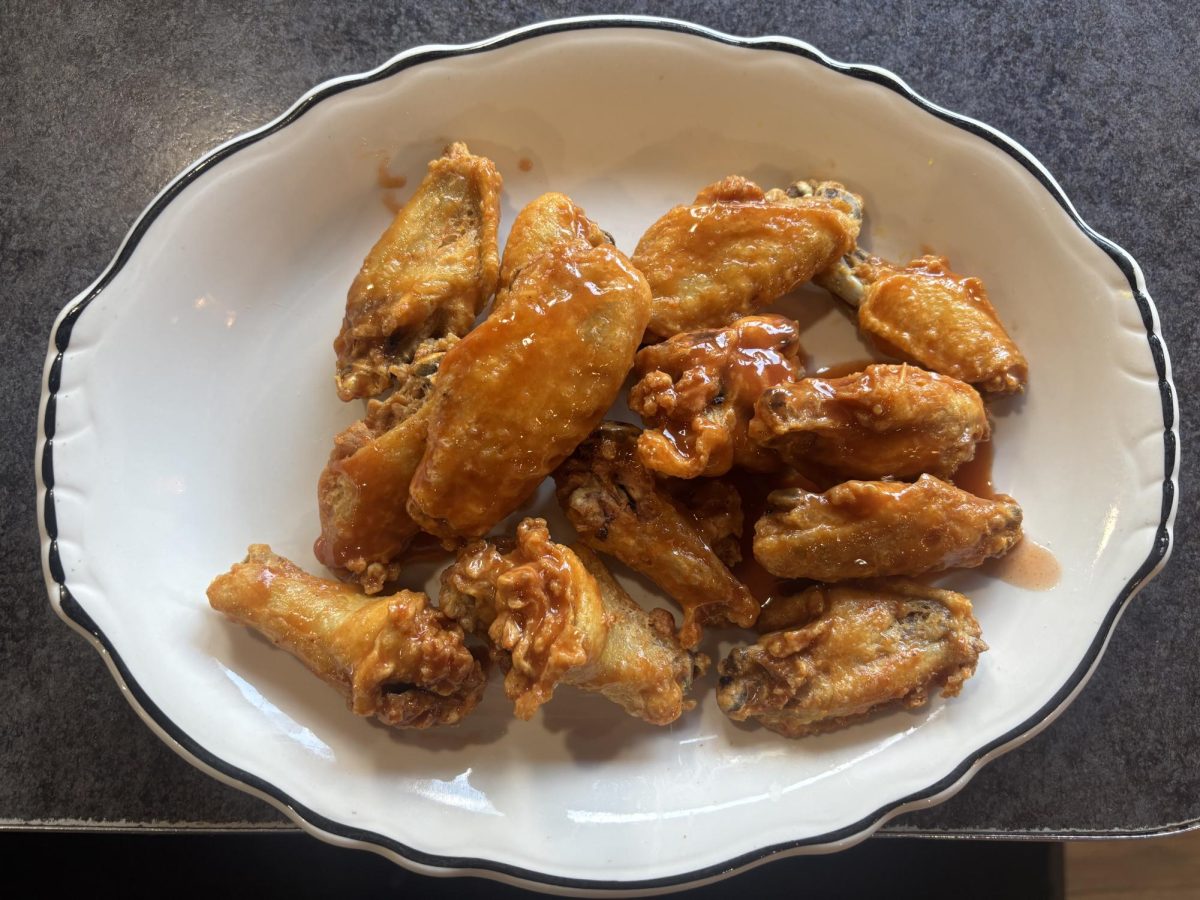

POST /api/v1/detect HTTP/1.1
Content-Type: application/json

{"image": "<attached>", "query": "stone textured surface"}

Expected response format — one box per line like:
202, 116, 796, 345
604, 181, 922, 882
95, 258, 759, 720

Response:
2, 0, 1195, 840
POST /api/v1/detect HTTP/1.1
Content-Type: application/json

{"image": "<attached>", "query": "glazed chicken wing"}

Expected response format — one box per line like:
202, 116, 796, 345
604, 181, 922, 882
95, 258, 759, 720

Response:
634, 176, 861, 338
748, 363, 989, 480
717, 579, 986, 737
333, 143, 501, 401
437, 519, 702, 723
754, 475, 1022, 580
208, 545, 487, 728
407, 238, 652, 541
553, 422, 759, 648
817, 250, 1027, 394
629, 314, 805, 478
663, 477, 745, 568
315, 345, 448, 594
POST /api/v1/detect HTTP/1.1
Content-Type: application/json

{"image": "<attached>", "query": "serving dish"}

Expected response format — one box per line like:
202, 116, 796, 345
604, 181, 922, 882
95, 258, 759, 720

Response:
36, 16, 1177, 895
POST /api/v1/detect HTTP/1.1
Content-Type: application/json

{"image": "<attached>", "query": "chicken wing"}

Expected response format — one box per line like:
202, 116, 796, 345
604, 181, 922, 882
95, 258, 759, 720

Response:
754, 475, 1023, 580
816, 250, 1027, 394
315, 344, 448, 594
437, 518, 702, 724
634, 176, 861, 338
553, 422, 759, 648
748, 363, 989, 480
717, 579, 986, 737
333, 142, 501, 401
629, 314, 805, 478
407, 240, 652, 541
208, 545, 487, 728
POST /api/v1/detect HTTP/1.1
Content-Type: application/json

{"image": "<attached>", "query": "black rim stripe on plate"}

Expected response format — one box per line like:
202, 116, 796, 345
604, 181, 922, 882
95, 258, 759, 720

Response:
39, 16, 1177, 893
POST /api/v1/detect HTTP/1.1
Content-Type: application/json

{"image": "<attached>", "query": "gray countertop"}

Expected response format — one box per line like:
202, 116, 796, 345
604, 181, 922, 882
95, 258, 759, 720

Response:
3, 0, 1195, 844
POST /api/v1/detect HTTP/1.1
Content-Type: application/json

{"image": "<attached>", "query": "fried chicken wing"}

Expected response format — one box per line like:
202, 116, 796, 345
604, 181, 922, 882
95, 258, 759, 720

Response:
634, 176, 861, 338
437, 519, 702, 723
553, 422, 759, 648
407, 240, 652, 541
315, 345, 448, 594
817, 250, 1027, 394
717, 579, 986, 737
748, 363, 989, 480
334, 143, 501, 401
208, 545, 487, 728
754, 475, 1023, 580
630, 314, 805, 478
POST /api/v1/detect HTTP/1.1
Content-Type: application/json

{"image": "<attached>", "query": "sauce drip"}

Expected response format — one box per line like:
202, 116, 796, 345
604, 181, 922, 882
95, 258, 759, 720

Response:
375, 157, 408, 189
951, 438, 995, 500
518, 157, 534, 172
981, 538, 1061, 591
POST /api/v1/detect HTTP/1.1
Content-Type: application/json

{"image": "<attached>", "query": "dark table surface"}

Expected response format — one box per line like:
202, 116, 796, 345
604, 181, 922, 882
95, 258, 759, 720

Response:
3, 0, 1195, 867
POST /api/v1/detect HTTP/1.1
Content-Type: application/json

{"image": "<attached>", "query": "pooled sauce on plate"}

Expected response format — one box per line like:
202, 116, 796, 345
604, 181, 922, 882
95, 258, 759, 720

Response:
518, 157, 534, 172
951, 437, 995, 500
982, 538, 1061, 591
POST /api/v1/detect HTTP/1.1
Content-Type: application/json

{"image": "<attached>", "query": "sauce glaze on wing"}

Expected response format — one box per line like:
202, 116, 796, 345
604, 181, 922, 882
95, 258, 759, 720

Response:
634, 176, 860, 338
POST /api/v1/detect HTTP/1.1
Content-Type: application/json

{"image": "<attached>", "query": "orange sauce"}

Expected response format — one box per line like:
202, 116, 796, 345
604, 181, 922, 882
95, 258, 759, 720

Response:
951, 438, 996, 500
981, 538, 1061, 591
518, 157, 533, 172
375, 157, 408, 189
382, 193, 404, 215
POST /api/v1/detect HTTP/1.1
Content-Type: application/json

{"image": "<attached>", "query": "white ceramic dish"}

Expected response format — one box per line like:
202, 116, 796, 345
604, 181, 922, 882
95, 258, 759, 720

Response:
37, 16, 1177, 896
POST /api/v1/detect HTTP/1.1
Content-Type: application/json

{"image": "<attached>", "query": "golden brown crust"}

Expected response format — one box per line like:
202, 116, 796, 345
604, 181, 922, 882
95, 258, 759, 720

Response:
208, 545, 487, 728
437, 519, 701, 724
717, 579, 986, 737
630, 315, 805, 478
314, 344, 453, 594
748, 363, 990, 480
553, 422, 759, 648
753, 475, 1023, 581
334, 142, 502, 401
634, 177, 860, 338
855, 255, 1028, 394
496, 192, 610, 298
407, 240, 652, 541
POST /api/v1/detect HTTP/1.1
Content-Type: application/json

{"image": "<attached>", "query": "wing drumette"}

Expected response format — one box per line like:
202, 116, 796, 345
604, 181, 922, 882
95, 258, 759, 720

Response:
634, 176, 861, 338
208, 545, 487, 728
334, 142, 501, 400
717, 579, 986, 737
748, 363, 989, 480
754, 475, 1023, 581
553, 422, 759, 648
629, 314, 805, 478
438, 518, 703, 724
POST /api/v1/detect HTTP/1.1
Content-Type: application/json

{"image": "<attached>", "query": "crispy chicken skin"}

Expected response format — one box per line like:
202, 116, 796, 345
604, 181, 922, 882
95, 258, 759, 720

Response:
749, 363, 989, 480
634, 176, 860, 338
819, 253, 1027, 395
333, 143, 501, 401
553, 422, 759, 648
630, 314, 805, 478
496, 192, 610, 297
754, 475, 1023, 581
407, 240, 652, 541
315, 345, 448, 594
437, 519, 702, 724
717, 579, 986, 737
208, 545, 487, 728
